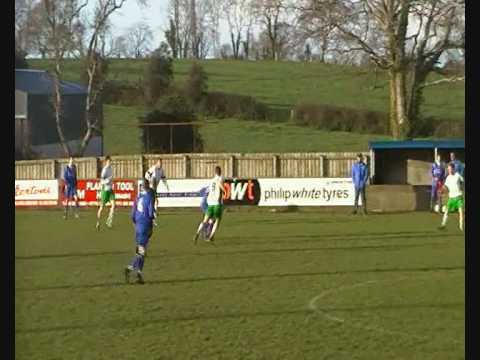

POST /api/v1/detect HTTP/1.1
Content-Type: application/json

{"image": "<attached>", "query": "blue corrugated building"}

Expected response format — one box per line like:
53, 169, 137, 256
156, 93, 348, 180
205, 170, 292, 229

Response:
15, 69, 103, 158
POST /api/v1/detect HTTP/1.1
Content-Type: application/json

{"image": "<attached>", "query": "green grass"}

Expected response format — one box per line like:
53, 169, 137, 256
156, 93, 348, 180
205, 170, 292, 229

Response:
103, 106, 391, 154
16, 209, 464, 359
30, 59, 464, 121
199, 118, 391, 153
103, 105, 144, 155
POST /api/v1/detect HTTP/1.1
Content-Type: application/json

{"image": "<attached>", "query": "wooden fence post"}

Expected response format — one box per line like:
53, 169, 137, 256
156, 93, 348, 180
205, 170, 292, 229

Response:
51, 159, 57, 179
273, 155, 279, 177
184, 155, 189, 178
320, 155, 325, 177
229, 155, 235, 178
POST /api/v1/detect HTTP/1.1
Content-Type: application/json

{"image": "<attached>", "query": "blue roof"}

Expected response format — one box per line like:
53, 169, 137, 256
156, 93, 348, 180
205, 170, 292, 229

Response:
15, 69, 87, 95
369, 140, 464, 150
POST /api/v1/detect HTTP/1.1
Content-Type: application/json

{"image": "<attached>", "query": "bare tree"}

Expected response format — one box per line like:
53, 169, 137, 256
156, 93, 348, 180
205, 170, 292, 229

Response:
222, 0, 253, 59
298, 0, 465, 139
15, 0, 35, 55
125, 21, 154, 58
78, 0, 146, 155
253, 0, 288, 61
111, 34, 129, 58
166, 0, 192, 58
42, 0, 88, 156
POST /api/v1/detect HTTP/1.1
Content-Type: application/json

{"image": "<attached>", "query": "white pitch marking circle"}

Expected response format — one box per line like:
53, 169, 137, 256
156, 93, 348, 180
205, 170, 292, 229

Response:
307, 274, 463, 345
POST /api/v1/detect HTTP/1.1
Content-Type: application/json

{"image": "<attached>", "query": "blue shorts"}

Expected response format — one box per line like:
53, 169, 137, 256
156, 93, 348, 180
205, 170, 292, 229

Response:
200, 202, 208, 214
64, 185, 77, 199
135, 224, 153, 247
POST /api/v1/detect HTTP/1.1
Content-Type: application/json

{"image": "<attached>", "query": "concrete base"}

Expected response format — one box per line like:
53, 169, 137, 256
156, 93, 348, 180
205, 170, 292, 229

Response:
366, 185, 430, 213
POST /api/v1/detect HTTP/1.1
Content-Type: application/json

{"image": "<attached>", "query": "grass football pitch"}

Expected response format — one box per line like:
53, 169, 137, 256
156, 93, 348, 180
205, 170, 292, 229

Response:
15, 209, 464, 360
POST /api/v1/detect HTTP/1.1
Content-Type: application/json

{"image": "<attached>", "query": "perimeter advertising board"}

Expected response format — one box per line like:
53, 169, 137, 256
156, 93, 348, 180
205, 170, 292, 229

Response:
15, 180, 59, 206
153, 178, 359, 207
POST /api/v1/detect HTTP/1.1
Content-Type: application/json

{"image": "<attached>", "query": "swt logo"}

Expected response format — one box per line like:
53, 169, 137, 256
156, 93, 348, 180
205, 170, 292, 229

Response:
223, 179, 260, 205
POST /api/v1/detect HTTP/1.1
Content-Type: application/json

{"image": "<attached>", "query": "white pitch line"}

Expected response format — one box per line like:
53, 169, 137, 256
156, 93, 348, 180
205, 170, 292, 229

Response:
307, 274, 464, 345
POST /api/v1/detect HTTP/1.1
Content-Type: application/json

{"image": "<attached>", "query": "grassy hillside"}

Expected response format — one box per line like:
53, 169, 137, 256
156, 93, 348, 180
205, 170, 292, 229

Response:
103, 105, 391, 155
30, 59, 464, 121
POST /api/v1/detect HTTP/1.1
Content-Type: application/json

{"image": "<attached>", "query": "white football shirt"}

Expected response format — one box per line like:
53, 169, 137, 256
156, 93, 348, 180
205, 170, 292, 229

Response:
444, 173, 463, 198
145, 165, 166, 189
100, 165, 113, 191
206, 175, 225, 206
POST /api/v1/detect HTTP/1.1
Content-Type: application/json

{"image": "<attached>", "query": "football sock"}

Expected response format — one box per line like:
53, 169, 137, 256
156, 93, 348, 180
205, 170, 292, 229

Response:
196, 222, 205, 234
138, 255, 145, 271
441, 211, 448, 226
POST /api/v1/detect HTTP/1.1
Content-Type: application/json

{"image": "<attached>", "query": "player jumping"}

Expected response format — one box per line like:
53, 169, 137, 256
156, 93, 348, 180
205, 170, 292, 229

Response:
144, 159, 169, 226
439, 163, 464, 231
125, 179, 155, 284
193, 166, 225, 244
62, 156, 79, 219
96, 156, 115, 231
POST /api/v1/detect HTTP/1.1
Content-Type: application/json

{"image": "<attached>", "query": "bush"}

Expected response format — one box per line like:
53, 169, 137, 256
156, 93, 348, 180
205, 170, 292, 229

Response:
184, 62, 208, 105
15, 49, 28, 69
156, 93, 195, 117
293, 103, 389, 135
144, 52, 174, 105
103, 80, 145, 106
433, 120, 465, 138
201, 91, 269, 121
140, 93, 203, 153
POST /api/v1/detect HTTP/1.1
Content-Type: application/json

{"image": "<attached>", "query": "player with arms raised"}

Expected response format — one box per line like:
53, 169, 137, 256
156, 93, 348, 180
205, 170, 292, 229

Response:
96, 156, 115, 230
439, 163, 464, 231
144, 159, 169, 225
193, 166, 225, 244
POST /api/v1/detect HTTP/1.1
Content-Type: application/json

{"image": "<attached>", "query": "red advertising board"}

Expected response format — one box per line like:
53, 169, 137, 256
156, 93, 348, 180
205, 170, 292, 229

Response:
61, 179, 137, 207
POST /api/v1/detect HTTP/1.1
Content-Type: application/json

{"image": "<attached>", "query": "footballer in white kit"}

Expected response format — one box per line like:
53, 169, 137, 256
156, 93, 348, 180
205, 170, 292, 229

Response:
144, 159, 169, 223
193, 166, 225, 243
439, 163, 464, 231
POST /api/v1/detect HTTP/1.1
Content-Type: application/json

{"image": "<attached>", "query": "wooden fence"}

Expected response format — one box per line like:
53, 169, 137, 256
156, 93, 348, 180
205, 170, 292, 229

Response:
15, 152, 369, 180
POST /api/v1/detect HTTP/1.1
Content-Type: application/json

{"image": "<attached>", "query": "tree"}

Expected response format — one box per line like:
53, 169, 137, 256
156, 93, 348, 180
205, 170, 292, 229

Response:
43, 0, 88, 157
144, 49, 174, 106
298, 0, 465, 139
111, 35, 129, 58
15, 48, 29, 69
38, 0, 146, 156
15, 0, 34, 55
222, 0, 253, 59
253, 0, 287, 61
165, 18, 178, 58
184, 62, 208, 105
125, 21, 154, 58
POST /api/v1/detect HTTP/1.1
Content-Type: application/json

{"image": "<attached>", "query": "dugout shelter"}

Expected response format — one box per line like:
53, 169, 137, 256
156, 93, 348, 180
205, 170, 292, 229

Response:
366, 140, 464, 212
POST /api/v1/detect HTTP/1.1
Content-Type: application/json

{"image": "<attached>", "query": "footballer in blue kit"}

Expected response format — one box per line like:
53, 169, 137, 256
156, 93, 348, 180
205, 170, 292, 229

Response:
198, 186, 213, 240
124, 179, 156, 284
430, 154, 445, 211
62, 157, 80, 219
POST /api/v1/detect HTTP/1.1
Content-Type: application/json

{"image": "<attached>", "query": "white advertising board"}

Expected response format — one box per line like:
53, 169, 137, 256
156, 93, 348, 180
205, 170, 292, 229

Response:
154, 179, 209, 207
258, 178, 360, 206
15, 180, 59, 206
150, 178, 360, 207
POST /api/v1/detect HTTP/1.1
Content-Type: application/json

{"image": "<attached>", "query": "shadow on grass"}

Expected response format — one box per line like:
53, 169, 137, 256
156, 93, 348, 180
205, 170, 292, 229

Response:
16, 300, 463, 335
15, 235, 459, 262
221, 232, 462, 247
16, 265, 464, 293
